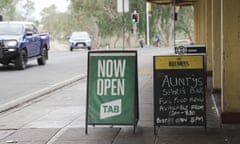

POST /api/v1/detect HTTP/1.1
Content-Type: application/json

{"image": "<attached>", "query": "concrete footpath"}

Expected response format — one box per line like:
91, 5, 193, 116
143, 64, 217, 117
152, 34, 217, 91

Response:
0, 52, 240, 143
0, 76, 239, 144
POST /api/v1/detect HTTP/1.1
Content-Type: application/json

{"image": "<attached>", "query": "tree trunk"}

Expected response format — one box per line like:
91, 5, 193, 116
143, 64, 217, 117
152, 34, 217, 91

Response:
156, 17, 169, 46
114, 33, 121, 48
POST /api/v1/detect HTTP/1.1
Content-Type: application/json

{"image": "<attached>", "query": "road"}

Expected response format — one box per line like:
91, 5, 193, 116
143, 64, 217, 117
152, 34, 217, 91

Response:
0, 49, 88, 106
0, 46, 174, 112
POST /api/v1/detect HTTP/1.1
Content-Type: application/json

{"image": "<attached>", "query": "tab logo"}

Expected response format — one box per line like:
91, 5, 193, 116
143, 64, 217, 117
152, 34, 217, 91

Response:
100, 99, 122, 119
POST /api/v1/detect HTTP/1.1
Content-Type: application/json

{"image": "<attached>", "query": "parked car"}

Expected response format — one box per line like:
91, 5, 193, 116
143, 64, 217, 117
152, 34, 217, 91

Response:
0, 21, 50, 70
68, 31, 92, 51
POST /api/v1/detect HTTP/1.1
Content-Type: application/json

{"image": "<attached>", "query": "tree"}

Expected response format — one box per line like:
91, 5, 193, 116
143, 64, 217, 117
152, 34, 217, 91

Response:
13, 0, 35, 21
151, 4, 173, 46
41, 5, 69, 40
0, 0, 16, 20
69, 0, 123, 47
38, 0, 193, 48
22, 0, 35, 21
150, 4, 193, 47
175, 6, 194, 43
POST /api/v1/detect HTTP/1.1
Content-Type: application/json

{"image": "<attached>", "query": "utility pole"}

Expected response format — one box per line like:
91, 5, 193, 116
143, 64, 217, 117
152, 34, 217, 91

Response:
146, 2, 151, 46
122, 0, 125, 49
117, 0, 129, 50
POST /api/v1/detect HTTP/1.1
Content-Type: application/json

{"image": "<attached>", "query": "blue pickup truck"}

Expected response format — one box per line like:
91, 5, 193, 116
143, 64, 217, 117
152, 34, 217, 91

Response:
0, 21, 50, 70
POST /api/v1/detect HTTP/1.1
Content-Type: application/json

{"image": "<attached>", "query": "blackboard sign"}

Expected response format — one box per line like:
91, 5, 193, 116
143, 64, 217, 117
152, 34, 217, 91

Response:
153, 55, 206, 133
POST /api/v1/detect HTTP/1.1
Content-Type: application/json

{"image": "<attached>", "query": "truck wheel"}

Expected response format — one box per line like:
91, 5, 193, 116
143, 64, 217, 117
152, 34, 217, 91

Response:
38, 47, 47, 65
15, 50, 27, 70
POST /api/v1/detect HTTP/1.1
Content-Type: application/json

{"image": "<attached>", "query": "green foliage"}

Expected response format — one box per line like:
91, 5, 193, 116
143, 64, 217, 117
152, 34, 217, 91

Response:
22, 0, 35, 20
41, 0, 193, 47
41, 5, 72, 39
150, 4, 194, 46
175, 6, 194, 41
69, 0, 125, 37
0, 0, 194, 47
0, 0, 16, 20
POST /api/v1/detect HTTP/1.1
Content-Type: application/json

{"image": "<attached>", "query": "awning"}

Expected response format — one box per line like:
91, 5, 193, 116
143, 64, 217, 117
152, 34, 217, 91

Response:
146, 0, 194, 6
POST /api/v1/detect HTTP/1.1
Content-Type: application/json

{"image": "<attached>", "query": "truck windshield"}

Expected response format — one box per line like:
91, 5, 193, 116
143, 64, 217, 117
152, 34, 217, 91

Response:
0, 23, 23, 35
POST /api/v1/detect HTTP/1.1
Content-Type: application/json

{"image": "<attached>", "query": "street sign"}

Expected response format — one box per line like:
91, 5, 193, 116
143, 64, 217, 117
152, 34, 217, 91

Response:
153, 55, 207, 134
86, 51, 139, 134
175, 45, 206, 54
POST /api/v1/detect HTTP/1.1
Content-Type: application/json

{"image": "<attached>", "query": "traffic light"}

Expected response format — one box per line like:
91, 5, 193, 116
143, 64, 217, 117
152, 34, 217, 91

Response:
131, 12, 139, 23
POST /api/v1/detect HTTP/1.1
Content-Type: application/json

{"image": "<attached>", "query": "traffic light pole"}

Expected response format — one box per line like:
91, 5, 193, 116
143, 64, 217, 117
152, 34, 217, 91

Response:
132, 23, 137, 36
117, 0, 129, 49
146, 2, 150, 46
122, 0, 125, 50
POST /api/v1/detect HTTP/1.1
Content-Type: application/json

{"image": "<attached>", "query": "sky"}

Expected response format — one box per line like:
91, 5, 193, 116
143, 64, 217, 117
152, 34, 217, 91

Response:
31, 0, 70, 13
19, 0, 70, 20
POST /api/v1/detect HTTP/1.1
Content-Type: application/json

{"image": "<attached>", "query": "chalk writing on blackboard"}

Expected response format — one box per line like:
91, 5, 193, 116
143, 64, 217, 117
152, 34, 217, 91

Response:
154, 55, 206, 126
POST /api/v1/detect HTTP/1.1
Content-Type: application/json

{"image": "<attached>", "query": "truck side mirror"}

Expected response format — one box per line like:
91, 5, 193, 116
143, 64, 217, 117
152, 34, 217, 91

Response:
25, 28, 33, 36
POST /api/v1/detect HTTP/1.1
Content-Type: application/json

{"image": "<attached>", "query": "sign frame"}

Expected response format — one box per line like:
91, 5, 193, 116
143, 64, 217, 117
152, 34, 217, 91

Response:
86, 50, 139, 134
153, 54, 207, 135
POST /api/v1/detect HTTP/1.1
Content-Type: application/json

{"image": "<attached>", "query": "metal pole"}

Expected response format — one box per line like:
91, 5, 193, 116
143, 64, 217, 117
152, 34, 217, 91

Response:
146, 2, 150, 46
173, 5, 176, 47
122, 0, 125, 50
